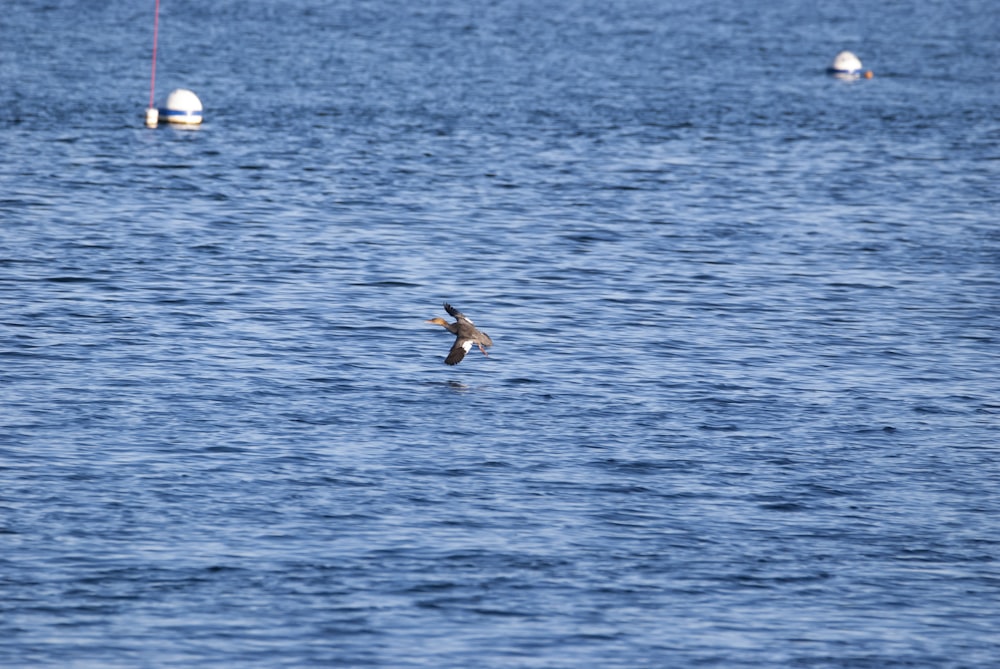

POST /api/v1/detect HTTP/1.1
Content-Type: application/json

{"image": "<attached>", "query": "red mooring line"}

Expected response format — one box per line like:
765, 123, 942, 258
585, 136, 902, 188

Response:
148, 0, 160, 109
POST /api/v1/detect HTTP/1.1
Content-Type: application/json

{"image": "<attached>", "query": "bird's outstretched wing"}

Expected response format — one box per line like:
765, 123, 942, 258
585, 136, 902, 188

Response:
443, 303, 463, 319
445, 338, 474, 365
444, 303, 475, 325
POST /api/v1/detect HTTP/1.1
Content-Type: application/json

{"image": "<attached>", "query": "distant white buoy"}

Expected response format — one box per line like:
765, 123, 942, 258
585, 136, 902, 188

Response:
145, 107, 159, 128
828, 51, 873, 79
160, 89, 203, 125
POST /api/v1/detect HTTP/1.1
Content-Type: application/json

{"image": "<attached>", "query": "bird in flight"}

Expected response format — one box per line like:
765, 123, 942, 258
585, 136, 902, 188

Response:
426, 303, 493, 365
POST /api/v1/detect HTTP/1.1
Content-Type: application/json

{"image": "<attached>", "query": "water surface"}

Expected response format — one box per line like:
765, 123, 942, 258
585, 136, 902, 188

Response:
1, 0, 998, 666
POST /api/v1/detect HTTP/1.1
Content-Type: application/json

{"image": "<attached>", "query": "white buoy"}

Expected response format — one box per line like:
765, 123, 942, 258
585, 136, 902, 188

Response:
145, 107, 159, 128
828, 51, 872, 79
160, 89, 203, 125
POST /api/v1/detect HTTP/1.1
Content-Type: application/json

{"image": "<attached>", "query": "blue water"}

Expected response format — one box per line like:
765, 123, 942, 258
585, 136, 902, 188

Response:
2, 0, 999, 666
